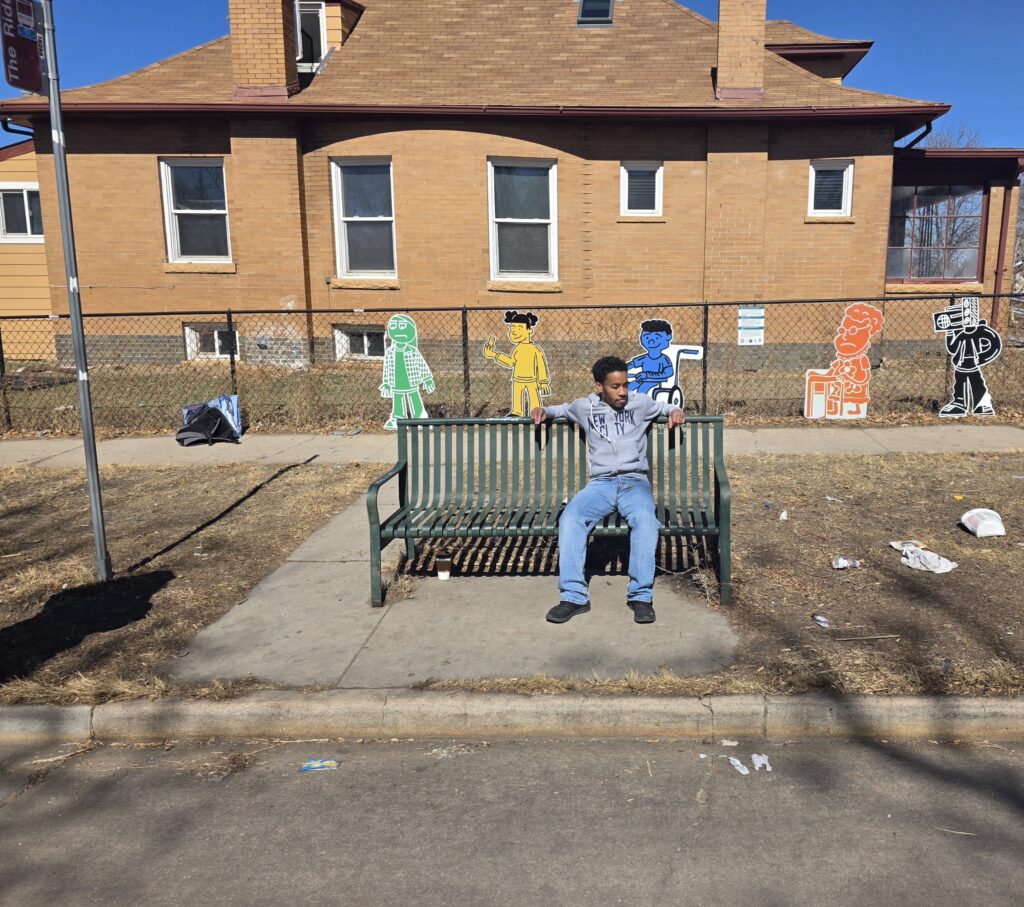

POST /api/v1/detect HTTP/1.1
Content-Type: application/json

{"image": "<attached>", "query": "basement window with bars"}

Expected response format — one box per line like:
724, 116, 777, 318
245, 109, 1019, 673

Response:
808, 160, 854, 217
488, 158, 558, 281
160, 159, 232, 263
184, 323, 238, 361
578, 0, 615, 25
620, 162, 663, 216
334, 325, 386, 360
332, 158, 398, 278
886, 184, 985, 282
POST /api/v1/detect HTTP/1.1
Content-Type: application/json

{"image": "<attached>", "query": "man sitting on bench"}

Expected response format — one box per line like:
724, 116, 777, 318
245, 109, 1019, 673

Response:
531, 356, 685, 625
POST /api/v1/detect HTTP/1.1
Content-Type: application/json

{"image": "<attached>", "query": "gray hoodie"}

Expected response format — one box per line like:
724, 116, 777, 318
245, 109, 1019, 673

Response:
543, 393, 681, 479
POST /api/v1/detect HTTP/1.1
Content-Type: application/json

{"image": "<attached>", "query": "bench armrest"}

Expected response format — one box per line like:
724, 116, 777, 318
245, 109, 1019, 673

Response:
713, 453, 731, 528
367, 460, 407, 536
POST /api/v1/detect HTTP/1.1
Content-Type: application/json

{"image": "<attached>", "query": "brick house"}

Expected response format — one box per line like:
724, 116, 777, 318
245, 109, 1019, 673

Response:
0, 0, 1020, 367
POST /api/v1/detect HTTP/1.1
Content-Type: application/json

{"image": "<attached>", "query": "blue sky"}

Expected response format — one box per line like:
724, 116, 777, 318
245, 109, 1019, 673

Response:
2, 1, 1022, 147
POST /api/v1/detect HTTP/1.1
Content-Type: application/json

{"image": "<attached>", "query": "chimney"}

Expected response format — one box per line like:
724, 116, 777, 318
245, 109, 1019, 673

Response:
715, 0, 767, 101
229, 0, 300, 99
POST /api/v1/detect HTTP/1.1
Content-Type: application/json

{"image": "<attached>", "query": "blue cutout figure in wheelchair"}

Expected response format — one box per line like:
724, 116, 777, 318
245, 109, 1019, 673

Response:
626, 319, 703, 407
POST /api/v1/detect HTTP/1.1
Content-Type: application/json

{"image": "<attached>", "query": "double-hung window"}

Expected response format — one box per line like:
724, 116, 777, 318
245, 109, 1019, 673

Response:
0, 184, 43, 242
808, 160, 854, 217
296, 1, 327, 73
160, 159, 232, 263
886, 185, 984, 282
332, 158, 397, 277
620, 162, 663, 217
488, 158, 558, 281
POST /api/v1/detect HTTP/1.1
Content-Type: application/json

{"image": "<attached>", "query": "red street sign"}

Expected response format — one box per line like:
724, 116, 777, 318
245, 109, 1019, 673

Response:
1, 0, 43, 94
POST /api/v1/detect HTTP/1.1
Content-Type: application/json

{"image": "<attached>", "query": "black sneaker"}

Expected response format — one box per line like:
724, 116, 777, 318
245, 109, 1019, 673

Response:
628, 600, 656, 624
546, 601, 591, 624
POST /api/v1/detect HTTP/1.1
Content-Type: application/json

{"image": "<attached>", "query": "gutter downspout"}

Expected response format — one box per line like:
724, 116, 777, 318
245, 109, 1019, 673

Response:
992, 178, 1016, 325
901, 122, 932, 151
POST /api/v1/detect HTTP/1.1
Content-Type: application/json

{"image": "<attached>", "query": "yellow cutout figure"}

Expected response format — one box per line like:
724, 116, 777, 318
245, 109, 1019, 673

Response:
482, 310, 551, 416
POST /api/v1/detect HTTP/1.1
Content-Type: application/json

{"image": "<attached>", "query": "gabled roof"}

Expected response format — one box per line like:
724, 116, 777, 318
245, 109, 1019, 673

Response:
0, 0, 945, 130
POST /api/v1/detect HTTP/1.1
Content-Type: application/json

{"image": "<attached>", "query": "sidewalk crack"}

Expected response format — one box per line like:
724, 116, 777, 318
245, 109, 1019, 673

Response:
378, 691, 390, 739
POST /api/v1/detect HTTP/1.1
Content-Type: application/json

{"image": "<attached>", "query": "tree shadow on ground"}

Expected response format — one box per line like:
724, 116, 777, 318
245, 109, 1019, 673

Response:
0, 570, 174, 683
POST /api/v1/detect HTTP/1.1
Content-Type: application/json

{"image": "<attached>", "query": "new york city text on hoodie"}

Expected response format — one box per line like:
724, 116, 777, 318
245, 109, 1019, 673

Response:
543, 394, 681, 479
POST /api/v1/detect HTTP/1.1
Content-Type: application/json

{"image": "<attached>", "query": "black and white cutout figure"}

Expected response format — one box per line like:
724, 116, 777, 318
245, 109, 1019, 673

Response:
933, 297, 1002, 418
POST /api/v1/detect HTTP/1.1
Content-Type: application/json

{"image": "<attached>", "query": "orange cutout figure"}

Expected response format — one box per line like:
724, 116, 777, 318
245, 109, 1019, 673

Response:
804, 303, 885, 420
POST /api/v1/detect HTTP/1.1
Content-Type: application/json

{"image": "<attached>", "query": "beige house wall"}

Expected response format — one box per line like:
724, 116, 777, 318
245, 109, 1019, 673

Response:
26, 116, 1018, 347
0, 144, 53, 358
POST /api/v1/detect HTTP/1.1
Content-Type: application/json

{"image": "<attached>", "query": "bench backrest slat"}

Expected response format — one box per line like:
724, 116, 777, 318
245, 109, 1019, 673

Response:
395, 417, 723, 516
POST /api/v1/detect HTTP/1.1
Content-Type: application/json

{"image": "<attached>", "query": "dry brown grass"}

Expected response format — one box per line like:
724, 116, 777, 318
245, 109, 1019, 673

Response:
0, 463, 378, 705
424, 450, 1024, 698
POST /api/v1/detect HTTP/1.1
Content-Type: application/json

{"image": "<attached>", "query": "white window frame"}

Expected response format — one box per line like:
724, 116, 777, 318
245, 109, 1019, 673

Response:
333, 325, 386, 361
159, 158, 232, 264
620, 161, 664, 217
808, 159, 855, 218
488, 157, 559, 282
296, 1, 328, 73
0, 182, 44, 243
331, 157, 398, 279
184, 323, 238, 361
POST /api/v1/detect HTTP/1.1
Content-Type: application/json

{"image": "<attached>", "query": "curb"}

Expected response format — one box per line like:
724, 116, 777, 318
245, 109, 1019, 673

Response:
4, 692, 1024, 744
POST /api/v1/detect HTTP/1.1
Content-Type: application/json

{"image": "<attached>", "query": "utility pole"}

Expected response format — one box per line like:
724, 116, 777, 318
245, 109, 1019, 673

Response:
40, 0, 112, 582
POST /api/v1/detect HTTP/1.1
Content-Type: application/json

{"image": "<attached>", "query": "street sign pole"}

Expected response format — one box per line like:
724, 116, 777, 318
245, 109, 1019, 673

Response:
39, 0, 112, 582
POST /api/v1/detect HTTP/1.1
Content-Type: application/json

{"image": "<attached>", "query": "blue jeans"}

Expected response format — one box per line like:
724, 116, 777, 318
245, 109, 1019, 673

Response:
557, 475, 661, 605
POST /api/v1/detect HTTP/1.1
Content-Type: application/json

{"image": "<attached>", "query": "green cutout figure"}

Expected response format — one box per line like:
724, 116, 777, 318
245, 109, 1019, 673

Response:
380, 314, 435, 431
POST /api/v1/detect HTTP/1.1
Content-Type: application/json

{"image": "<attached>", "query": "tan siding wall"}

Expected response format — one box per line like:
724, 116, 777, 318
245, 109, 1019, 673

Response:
0, 147, 53, 357
325, 1, 343, 49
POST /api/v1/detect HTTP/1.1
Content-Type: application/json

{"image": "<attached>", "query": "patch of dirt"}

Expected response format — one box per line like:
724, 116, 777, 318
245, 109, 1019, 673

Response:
427, 451, 1024, 697
0, 463, 378, 704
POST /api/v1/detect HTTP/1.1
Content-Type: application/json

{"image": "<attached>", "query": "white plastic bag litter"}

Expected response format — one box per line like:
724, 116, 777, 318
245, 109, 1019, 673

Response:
961, 509, 1006, 539
901, 545, 957, 574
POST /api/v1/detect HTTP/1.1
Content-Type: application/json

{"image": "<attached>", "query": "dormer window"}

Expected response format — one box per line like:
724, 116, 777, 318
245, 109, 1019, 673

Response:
578, 0, 614, 26
297, 1, 327, 73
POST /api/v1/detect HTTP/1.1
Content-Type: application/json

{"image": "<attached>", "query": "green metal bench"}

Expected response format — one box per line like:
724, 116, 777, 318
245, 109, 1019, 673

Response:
367, 416, 731, 607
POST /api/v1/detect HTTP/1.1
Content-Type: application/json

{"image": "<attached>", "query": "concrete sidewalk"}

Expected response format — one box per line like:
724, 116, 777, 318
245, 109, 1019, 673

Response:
165, 483, 738, 689
3, 422, 1024, 468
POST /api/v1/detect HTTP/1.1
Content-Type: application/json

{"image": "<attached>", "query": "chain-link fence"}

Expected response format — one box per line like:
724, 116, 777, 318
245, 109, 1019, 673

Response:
1, 294, 1021, 435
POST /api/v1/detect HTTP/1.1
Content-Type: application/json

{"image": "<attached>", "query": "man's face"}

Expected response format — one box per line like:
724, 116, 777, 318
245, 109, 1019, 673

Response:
595, 371, 630, 410
388, 316, 416, 344
507, 322, 531, 344
640, 330, 671, 354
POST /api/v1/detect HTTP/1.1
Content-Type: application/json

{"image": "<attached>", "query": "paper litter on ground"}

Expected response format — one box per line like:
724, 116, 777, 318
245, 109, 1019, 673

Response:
752, 754, 772, 772
299, 759, 339, 773
900, 544, 957, 574
723, 756, 750, 775
890, 540, 927, 551
720, 739, 739, 747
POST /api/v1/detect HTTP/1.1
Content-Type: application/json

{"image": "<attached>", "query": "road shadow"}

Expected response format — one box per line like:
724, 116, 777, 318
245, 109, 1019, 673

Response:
0, 570, 174, 683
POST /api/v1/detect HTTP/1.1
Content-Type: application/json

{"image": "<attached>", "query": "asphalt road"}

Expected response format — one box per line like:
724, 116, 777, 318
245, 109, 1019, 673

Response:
2, 737, 1022, 906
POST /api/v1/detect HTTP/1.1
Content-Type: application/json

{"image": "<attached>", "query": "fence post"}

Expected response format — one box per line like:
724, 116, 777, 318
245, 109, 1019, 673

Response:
0, 321, 12, 431
461, 306, 471, 417
226, 309, 238, 397
943, 293, 954, 403
700, 302, 709, 415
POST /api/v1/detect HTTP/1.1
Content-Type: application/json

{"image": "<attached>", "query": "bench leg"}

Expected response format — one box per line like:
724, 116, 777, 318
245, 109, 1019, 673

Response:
405, 537, 416, 563
370, 531, 385, 608
716, 532, 732, 606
